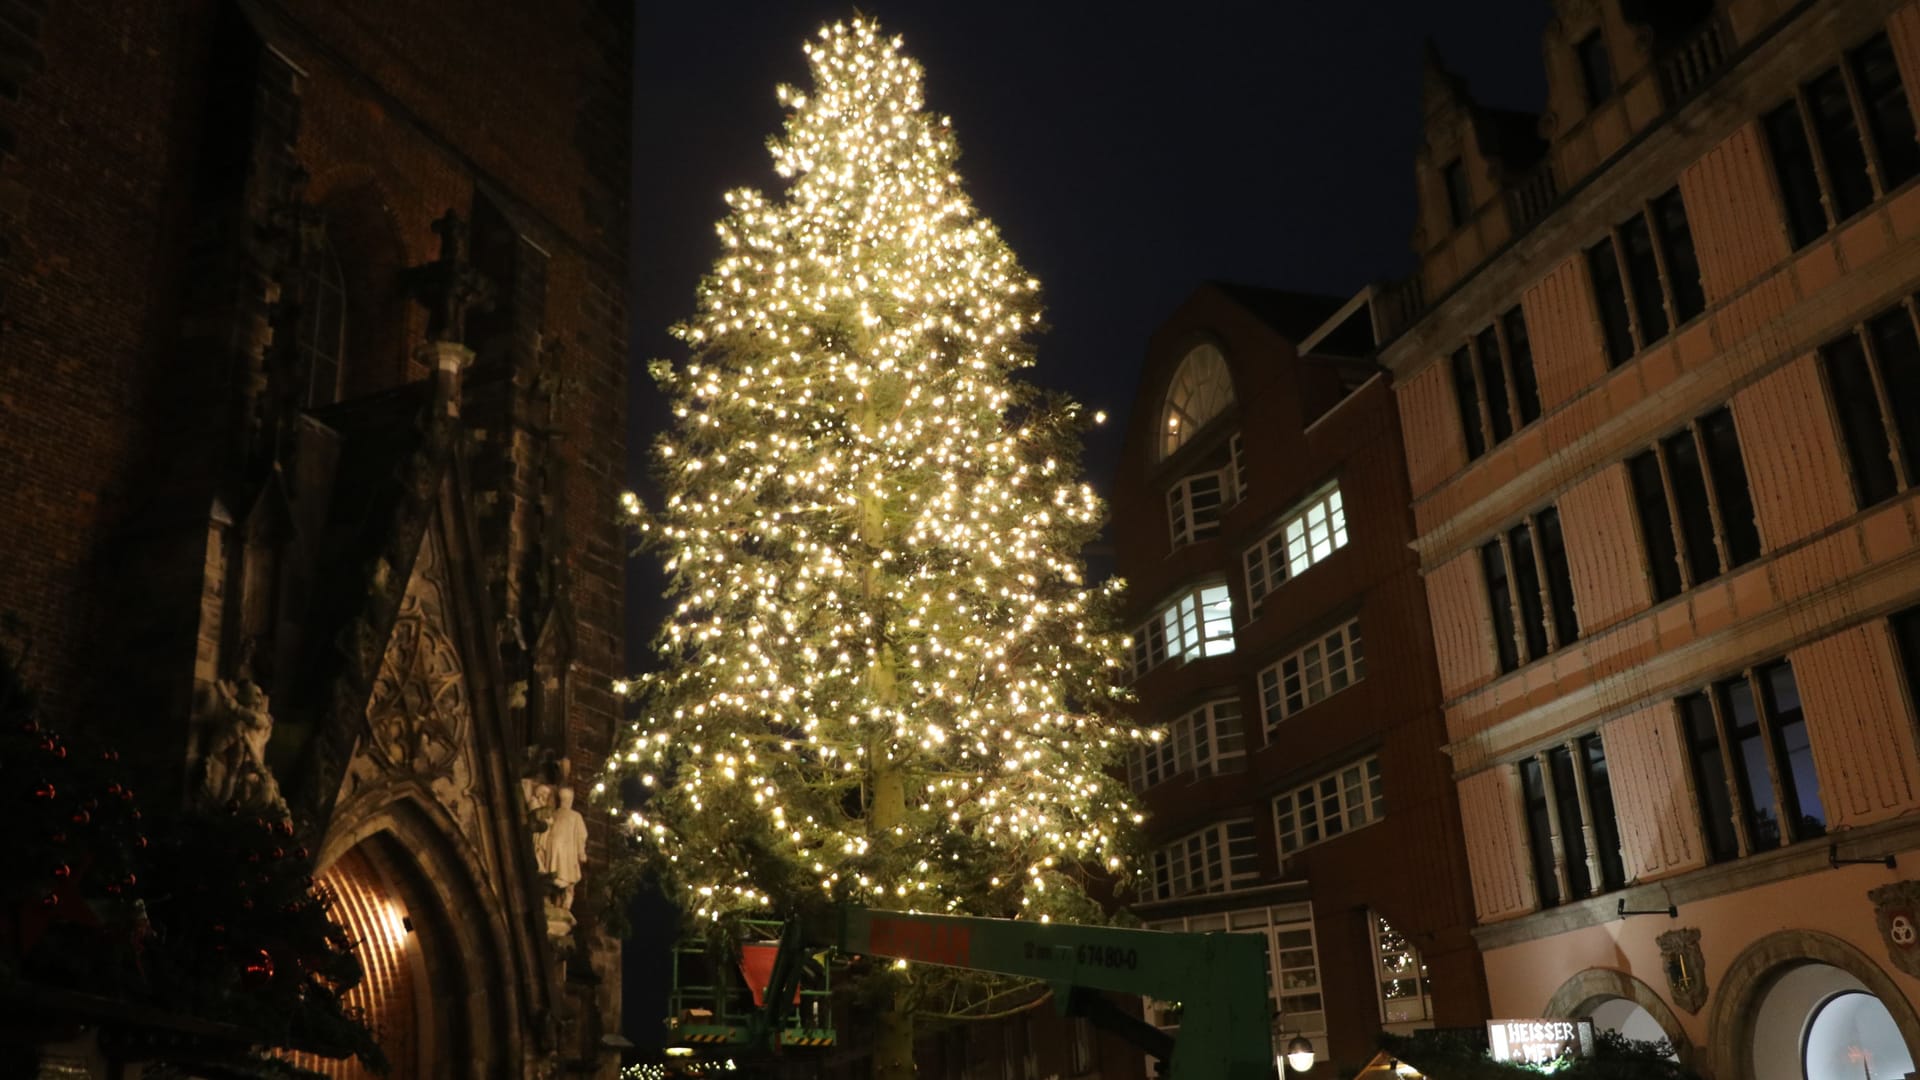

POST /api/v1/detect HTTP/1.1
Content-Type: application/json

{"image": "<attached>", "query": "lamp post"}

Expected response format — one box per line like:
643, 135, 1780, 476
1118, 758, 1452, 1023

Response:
1272, 1012, 1315, 1075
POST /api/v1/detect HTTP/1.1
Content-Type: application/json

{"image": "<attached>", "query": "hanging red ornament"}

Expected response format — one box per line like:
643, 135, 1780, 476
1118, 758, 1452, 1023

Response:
51, 864, 70, 880
242, 948, 274, 989
70, 809, 89, 825
31, 782, 55, 799
99, 749, 118, 763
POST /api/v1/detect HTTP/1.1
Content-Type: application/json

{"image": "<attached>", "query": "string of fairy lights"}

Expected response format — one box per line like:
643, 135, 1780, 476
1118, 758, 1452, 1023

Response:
601, 18, 1148, 926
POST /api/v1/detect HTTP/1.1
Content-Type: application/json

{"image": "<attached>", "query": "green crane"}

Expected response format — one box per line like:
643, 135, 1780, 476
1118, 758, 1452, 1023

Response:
666, 907, 1276, 1080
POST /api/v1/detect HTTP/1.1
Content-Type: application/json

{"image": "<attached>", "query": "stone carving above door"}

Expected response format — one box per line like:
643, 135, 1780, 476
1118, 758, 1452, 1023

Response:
341, 528, 479, 837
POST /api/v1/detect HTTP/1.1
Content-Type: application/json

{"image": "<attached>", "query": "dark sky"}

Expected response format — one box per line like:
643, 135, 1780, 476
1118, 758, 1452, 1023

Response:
621, 0, 1552, 1046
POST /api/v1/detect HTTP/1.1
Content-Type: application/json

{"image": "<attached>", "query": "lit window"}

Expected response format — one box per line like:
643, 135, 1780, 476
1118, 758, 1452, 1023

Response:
1160, 345, 1234, 460
1142, 819, 1259, 901
1244, 484, 1347, 609
1679, 660, 1824, 863
1129, 699, 1245, 792
1273, 755, 1383, 855
1131, 584, 1235, 681
1257, 618, 1364, 730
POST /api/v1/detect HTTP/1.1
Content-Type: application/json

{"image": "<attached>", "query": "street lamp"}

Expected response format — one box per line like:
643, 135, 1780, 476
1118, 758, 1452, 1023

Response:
1272, 1012, 1315, 1074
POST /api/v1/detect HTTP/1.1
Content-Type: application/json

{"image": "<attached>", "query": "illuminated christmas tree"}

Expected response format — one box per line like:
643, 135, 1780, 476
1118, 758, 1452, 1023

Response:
607, 17, 1142, 1075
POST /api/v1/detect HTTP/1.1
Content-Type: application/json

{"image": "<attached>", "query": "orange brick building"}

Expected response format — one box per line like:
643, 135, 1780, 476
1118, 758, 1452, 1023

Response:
1380, 0, 1920, 1074
0, 1, 630, 1075
1106, 283, 1490, 1075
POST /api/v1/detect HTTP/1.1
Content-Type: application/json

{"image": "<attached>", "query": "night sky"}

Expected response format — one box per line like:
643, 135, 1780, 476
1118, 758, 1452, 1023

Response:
622, 0, 1552, 1046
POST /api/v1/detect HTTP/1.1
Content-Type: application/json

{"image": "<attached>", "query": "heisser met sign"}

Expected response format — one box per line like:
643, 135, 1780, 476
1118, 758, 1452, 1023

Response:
1487, 1018, 1596, 1066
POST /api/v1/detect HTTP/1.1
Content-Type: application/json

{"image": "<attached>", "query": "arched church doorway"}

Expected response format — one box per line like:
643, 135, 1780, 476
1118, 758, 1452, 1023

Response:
283, 842, 428, 1078
1752, 963, 1916, 1080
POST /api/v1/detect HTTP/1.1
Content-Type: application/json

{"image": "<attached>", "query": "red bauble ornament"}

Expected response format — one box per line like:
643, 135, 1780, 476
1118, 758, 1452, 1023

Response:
51, 864, 70, 880
242, 948, 274, 989
31, 782, 55, 799
70, 810, 89, 825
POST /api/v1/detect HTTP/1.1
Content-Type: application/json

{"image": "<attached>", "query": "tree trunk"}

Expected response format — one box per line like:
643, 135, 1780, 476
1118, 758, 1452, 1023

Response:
872, 986, 917, 1080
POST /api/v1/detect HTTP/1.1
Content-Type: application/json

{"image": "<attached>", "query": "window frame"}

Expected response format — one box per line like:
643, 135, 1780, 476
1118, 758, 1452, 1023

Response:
1819, 298, 1920, 510
1625, 405, 1762, 600
1370, 912, 1433, 1026
1242, 482, 1348, 611
1519, 733, 1625, 909
1257, 616, 1366, 731
1761, 31, 1920, 250
1129, 698, 1246, 793
1129, 583, 1236, 682
1142, 818, 1261, 902
300, 239, 348, 409
1451, 306, 1542, 461
1575, 30, 1614, 110
1273, 753, 1385, 856
1482, 506, 1580, 674
1167, 467, 1230, 549
1443, 157, 1473, 229
1677, 660, 1826, 862
1586, 186, 1705, 367
1160, 345, 1236, 461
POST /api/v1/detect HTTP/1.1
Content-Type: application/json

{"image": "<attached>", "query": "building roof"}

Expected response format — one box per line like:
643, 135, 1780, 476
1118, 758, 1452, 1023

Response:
1204, 281, 1350, 342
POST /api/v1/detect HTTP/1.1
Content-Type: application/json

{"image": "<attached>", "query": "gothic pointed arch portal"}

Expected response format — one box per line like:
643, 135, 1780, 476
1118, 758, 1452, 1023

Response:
284, 842, 428, 1079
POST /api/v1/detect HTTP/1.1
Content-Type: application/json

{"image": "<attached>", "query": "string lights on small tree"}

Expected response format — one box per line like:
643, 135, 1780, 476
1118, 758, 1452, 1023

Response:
603, 17, 1144, 1076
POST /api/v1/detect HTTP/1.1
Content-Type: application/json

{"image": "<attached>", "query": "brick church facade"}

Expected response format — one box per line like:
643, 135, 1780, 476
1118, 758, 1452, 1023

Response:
0, 1, 631, 1076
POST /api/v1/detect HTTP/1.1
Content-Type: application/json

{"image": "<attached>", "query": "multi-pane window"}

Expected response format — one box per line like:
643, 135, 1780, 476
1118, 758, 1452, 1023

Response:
299, 241, 348, 409
1820, 300, 1920, 509
1130, 584, 1235, 681
1626, 406, 1762, 600
1763, 32, 1920, 250
1258, 618, 1365, 730
1451, 306, 1543, 460
1519, 734, 1625, 908
1129, 699, 1246, 792
1162, 345, 1235, 460
1576, 30, 1613, 109
1481, 507, 1579, 674
1586, 187, 1706, 367
1168, 469, 1230, 548
1680, 660, 1825, 861
1243, 484, 1348, 609
1443, 158, 1472, 228
1142, 819, 1260, 902
1144, 904, 1325, 1053
1370, 913, 1432, 1025
1273, 755, 1384, 855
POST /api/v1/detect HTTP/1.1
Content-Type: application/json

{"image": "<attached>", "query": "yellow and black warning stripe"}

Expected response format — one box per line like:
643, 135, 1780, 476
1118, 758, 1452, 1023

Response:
679, 1031, 741, 1044
779, 1033, 835, 1047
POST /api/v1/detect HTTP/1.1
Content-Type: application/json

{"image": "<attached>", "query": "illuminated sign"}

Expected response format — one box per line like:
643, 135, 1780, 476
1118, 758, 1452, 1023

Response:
1486, 1018, 1594, 1068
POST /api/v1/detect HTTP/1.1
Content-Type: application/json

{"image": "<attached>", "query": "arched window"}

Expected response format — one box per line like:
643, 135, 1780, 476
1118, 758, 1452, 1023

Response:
1160, 344, 1233, 460
299, 237, 347, 409
1804, 990, 1913, 1080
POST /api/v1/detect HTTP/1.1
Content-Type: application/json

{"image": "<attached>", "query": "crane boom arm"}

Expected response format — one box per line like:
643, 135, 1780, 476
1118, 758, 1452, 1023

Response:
802, 908, 1273, 1080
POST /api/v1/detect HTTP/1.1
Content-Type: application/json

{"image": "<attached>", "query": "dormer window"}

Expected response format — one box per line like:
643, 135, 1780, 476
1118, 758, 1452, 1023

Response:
1576, 31, 1613, 108
1160, 344, 1233, 461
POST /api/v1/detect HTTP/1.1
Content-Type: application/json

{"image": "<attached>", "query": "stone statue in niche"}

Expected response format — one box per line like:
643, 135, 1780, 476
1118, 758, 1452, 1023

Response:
192, 650, 287, 818
542, 786, 588, 907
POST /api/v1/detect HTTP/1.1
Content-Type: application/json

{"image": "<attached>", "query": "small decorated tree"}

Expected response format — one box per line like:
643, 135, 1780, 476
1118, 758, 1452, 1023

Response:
608, 17, 1142, 1077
